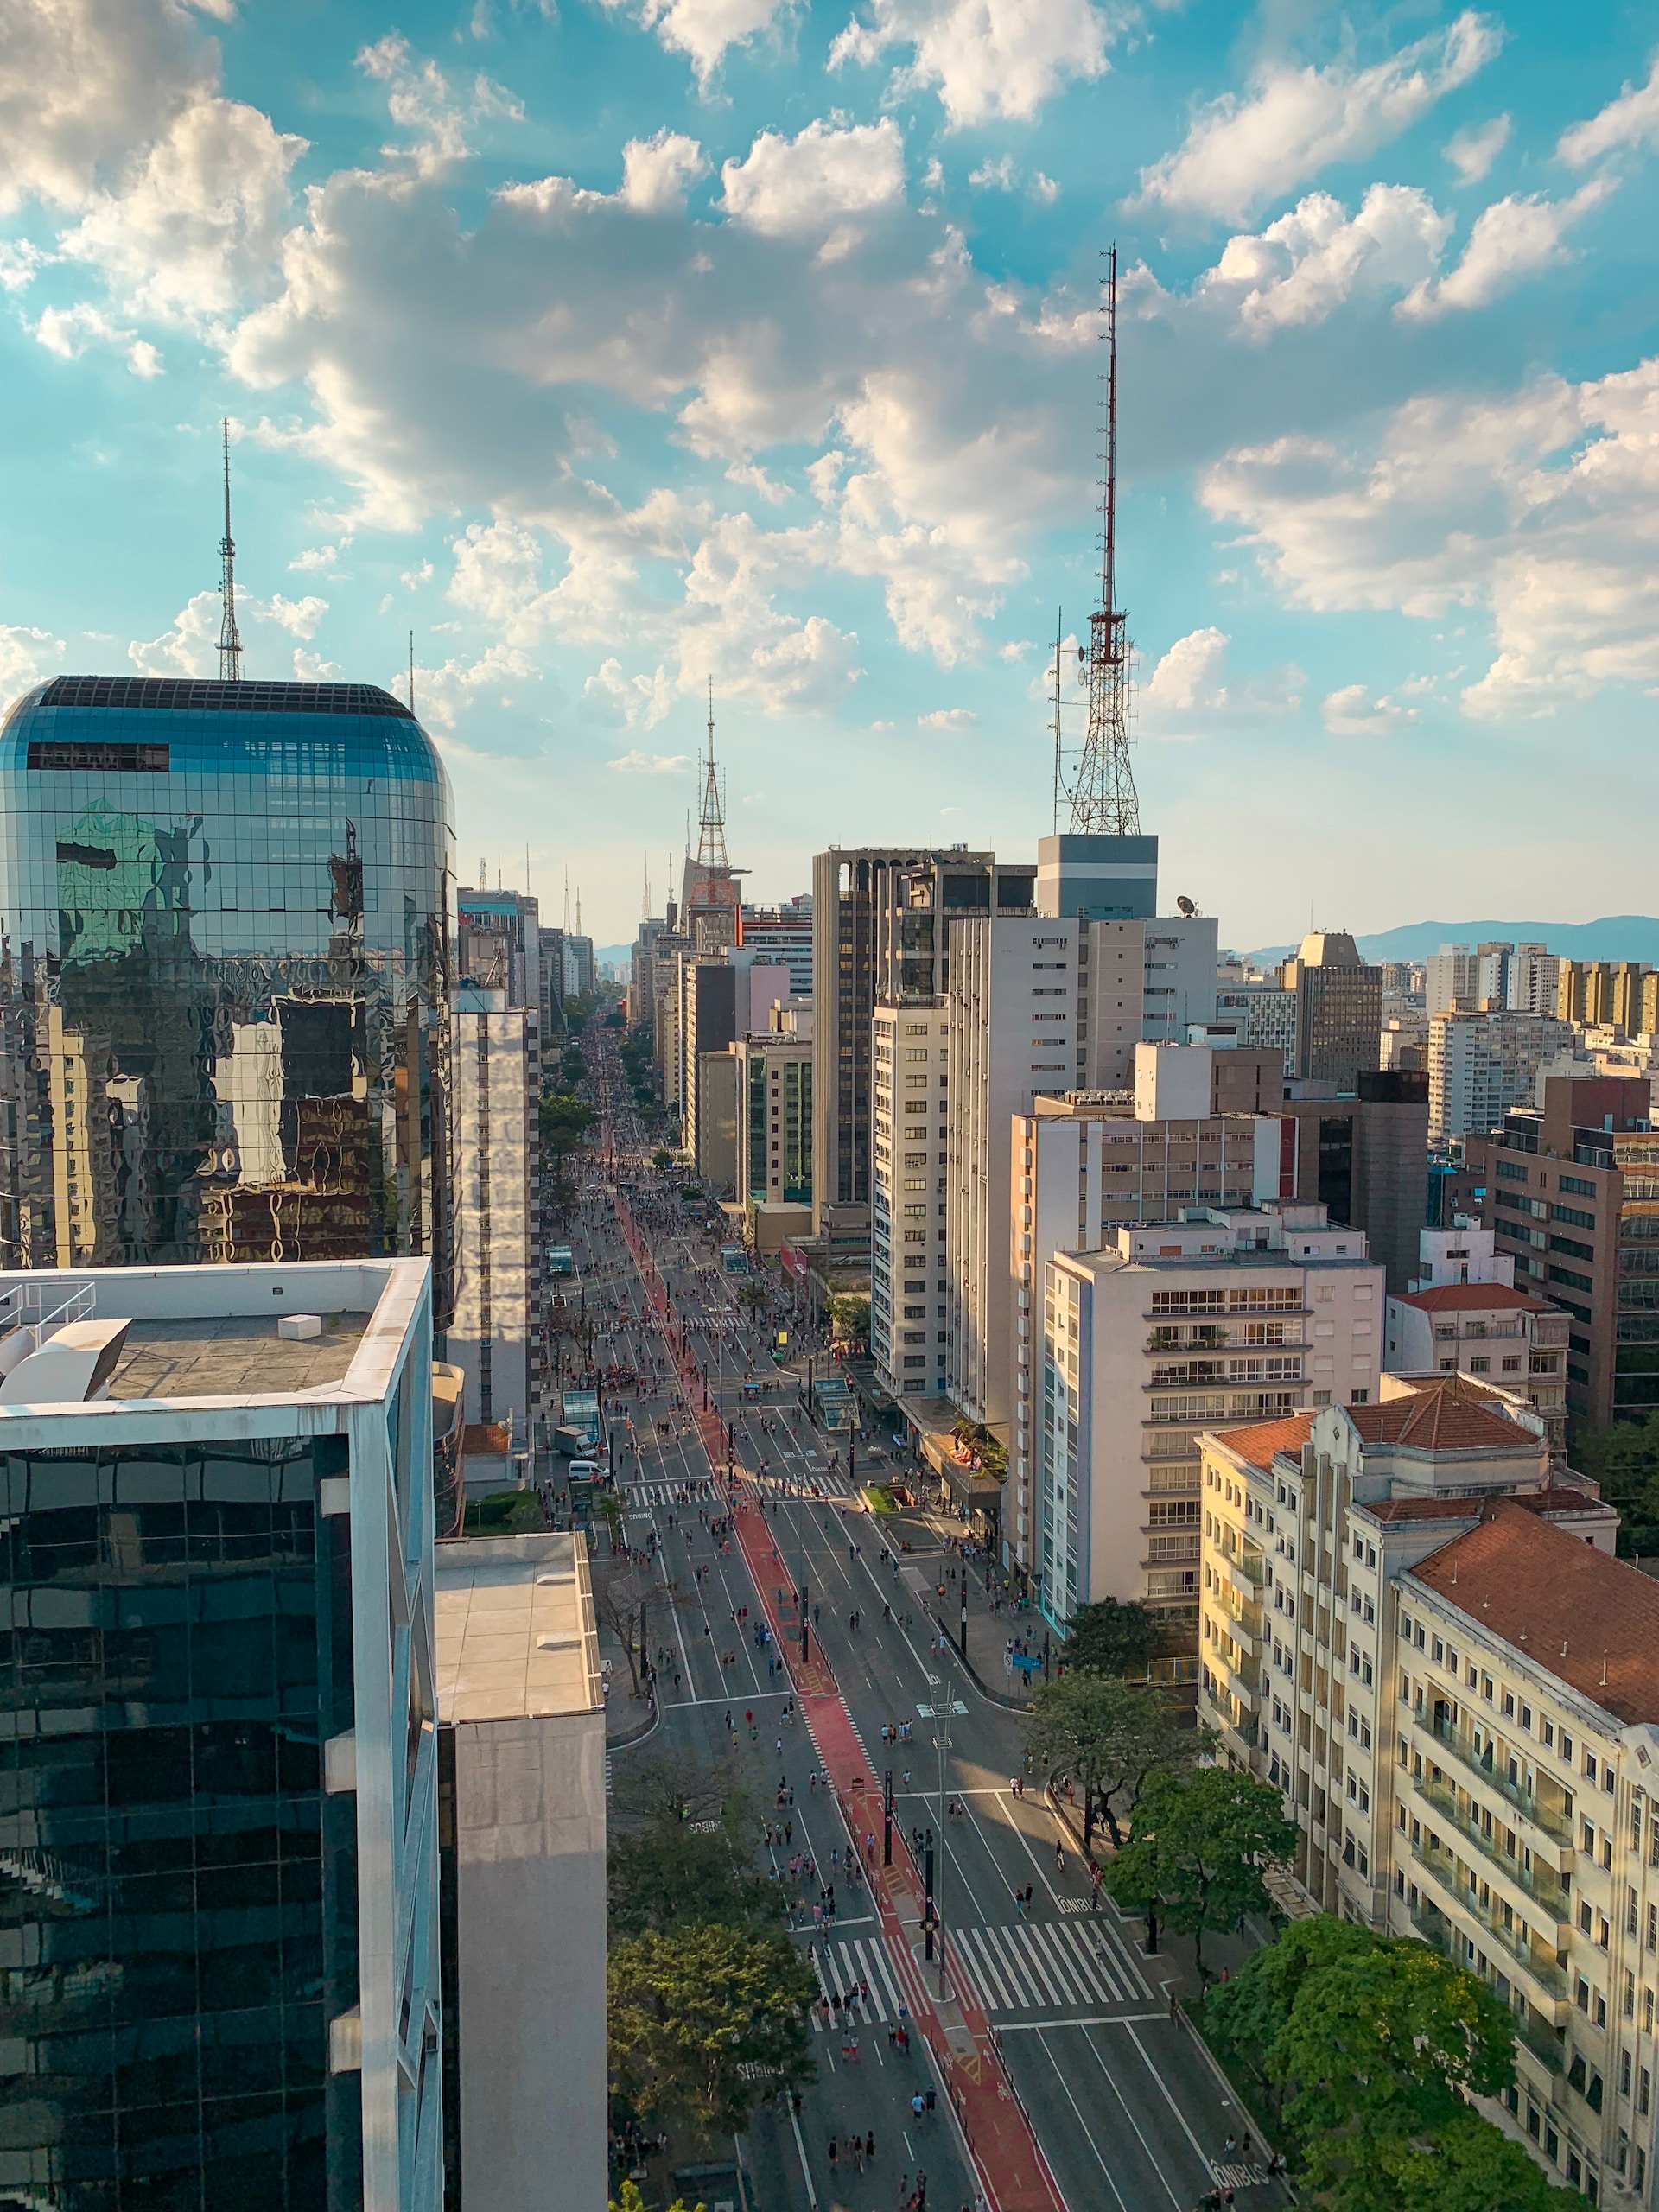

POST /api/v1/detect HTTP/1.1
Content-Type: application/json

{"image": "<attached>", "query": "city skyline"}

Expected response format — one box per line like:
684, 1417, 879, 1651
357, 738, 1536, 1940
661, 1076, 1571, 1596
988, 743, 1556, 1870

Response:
3, 1, 1659, 944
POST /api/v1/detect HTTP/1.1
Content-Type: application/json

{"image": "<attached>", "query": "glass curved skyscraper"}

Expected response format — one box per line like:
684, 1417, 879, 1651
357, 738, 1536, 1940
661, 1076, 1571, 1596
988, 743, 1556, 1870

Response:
0, 677, 454, 1316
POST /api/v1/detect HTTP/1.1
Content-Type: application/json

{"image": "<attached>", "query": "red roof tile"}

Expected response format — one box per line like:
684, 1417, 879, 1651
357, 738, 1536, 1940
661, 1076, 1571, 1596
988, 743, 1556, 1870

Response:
1208, 1412, 1314, 1471
1367, 1488, 1607, 1523
1411, 1501, 1659, 1724
1397, 1282, 1547, 1313
1350, 1389, 1535, 1453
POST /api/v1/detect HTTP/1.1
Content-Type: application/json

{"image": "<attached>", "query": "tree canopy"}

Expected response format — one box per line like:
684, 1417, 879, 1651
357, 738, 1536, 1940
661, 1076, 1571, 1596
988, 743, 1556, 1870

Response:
1021, 1671, 1198, 1849
1573, 1408, 1659, 1554
1061, 1595, 1164, 1678
607, 1923, 816, 2142
1103, 1765, 1294, 1979
1206, 1918, 1531, 2212
609, 1808, 779, 1941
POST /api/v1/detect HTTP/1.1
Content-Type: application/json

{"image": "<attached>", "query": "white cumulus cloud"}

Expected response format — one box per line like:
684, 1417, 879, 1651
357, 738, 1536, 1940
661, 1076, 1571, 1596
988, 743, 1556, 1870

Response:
1444, 114, 1509, 183
918, 706, 977, 728
1400, 180, 1612, 319
719, 118, 906, 242
620, 130, 709, 214
0, 624, 67, 708
607, 747, 694, 773
1202, 354, 1659, 720
1559, 51, 1659, 168
594, 0, 792, 86
1136, 11, 1500, 225
1321, 683, 1420, 736
830, 0, 1111, 129
1199, 184, 1451, 334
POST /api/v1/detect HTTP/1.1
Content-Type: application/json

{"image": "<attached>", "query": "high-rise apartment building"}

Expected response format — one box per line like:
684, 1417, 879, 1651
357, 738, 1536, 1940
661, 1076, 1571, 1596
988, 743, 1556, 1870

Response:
0, 678, 454, 1306
735, 1011, 813, 1227
871, 1001, 950, 1395
1198, 1376, 1613, 1926
1470, 1072, 1659, 1431
1216, 979, 1298, 1059
1428, 1007, 1577, 1143
1008, 1065, 1284, 1586
0, 1256, 444, 2209
810, 848, 1033, 1237
1280, 931, 1383, 1090
451, 982, 540, 1444
1426, 944, 1480, 1016
1559, 961, 1653, 1033
1039, 1200, 1382, 1628
740, 896, 813, 996
1509, 944, 1561, 1015
946, 915, 1078, 1433
457, 887, 540, 1007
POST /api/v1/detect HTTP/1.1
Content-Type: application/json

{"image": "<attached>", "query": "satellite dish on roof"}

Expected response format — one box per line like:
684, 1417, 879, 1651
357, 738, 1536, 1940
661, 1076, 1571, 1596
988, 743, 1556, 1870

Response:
1176, 895, 1199, 918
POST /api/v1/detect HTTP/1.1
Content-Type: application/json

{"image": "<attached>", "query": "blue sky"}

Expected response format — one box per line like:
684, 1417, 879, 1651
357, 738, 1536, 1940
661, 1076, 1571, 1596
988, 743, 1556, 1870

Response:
3, 0, 1658, 949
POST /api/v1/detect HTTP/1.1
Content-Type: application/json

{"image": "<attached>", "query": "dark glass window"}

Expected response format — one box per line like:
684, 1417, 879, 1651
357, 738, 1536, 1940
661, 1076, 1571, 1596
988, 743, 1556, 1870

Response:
0, 1436, 358, 2212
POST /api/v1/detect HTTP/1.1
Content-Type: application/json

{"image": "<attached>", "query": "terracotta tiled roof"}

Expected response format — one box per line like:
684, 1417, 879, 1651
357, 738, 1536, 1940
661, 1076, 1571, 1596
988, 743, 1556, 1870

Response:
1411, 1501, 1659, 1725
1350, 1389, 1533, 1453
1397, 1282, 1545, 1313
1208, 1411, 1315, 1471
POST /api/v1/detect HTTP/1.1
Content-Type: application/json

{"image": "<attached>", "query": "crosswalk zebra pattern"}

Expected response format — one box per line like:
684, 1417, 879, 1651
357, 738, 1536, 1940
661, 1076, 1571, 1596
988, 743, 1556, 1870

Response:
804, 1916, 1151, 2027
626, 1471, 855, 1506
952, 1917, 1152, 2014
807, 1935, 911, 2029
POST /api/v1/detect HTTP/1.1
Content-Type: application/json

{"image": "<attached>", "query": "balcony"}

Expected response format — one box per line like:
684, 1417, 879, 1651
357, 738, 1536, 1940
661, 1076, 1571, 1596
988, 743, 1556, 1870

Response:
1424, 1716, 1573, 1844
1515, 2008, 1567, 2075
1409, 1838, 1567, 1998
1413, 1773, 1573, 1928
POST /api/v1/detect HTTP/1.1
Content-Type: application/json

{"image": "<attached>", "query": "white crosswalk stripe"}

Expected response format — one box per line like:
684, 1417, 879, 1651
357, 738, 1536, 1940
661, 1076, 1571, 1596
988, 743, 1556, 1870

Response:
949, 1918, 1152, 2014
805, 1936, 908, 2029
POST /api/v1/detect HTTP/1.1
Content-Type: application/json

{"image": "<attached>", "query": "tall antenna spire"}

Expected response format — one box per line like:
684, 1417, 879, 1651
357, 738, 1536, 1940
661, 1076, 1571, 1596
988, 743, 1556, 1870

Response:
563, 866, 571, 932
1063, 247, 1139, 836
409, 631, 416, 714
218, 417, 243, 683
696, 679, 728, 868
575, 887, 582, 934
643, 855, 652, 922
1049, 605, 1064, 836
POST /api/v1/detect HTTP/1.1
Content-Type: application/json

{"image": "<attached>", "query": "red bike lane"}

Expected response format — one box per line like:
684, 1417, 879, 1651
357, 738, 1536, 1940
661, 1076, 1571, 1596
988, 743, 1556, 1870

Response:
613, 1188, 1065, 2212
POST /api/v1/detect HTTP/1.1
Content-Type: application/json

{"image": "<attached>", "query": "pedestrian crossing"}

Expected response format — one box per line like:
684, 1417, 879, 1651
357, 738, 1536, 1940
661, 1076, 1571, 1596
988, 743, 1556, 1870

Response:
804, 1915, 1151, 2028
952, 1916, 1152, 2014
806, 1933, 910, 2029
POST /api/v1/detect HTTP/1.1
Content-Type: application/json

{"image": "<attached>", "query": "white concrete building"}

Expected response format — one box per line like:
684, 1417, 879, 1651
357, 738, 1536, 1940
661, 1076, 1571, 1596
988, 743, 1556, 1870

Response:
1039, 1201, 1383, 1630
0, 1258, 443, 2211
1427, 944, 1480, 1015
452, 982, 540, 1445
435, 1532, 606, 2212
946, 916, 1077, 1433
1385, 1224, 1568, 1450
1429, 1007, 1577, 1142
871, 1001, 950, 1397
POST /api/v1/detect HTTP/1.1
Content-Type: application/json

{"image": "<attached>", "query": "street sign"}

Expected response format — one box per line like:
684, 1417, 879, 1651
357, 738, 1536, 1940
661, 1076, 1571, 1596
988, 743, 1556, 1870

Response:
914, 1701, 968, 1718
1011, 1652, 1044, 1675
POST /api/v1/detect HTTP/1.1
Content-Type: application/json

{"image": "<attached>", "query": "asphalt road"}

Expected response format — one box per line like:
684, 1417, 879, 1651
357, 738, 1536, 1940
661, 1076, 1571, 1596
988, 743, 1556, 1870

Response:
575, 1035, 1283, 2212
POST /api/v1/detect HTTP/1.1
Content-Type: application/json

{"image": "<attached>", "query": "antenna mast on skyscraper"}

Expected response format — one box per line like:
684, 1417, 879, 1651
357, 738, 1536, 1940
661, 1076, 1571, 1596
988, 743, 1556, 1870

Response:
696, 679, 728, 868
1063, 248, 1138, 836
1049, 606, 1064, 835
642, 856, 652, 922
218, 417, 243, 683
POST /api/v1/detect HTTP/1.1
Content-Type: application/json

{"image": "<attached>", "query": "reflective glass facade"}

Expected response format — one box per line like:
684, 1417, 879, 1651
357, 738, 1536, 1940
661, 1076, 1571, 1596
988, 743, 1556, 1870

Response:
0, 1436, 359, 2210
0, 682, 453, 1315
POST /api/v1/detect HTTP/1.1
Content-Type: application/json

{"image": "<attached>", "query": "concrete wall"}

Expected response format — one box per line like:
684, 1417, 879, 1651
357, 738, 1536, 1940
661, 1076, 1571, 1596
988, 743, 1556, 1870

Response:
452, 1709, 607, 2212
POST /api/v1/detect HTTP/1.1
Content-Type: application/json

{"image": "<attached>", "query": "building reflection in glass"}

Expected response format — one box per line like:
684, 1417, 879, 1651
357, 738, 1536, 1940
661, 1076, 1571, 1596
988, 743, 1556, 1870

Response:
0, 680, 453, 1319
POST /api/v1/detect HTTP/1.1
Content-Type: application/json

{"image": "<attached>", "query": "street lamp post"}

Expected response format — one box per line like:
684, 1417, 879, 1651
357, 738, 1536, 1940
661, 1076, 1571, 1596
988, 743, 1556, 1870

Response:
929, 1662, 952, 1999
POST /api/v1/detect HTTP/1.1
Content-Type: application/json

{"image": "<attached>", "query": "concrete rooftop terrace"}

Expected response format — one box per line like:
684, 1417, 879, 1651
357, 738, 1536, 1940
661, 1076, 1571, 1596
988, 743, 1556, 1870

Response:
106, 1313, 369, 1400
435, 1531, 603, 1723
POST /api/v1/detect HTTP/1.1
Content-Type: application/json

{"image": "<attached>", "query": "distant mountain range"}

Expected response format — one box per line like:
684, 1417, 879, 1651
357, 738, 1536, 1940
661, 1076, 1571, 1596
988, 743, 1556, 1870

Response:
1246, 917, 1659, 968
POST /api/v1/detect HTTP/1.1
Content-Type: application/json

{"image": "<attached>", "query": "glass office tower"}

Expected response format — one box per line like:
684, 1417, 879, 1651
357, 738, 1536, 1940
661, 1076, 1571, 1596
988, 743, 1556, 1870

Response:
0, 680, 453, 1318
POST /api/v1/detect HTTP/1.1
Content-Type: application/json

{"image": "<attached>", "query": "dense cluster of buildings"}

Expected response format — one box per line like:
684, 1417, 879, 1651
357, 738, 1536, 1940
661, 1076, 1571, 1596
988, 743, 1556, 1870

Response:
0, 672, 604, 2212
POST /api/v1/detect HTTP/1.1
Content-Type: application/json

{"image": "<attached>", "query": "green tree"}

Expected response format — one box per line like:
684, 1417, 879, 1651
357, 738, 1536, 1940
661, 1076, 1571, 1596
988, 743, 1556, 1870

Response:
1272, 1936, 1515, 2201
827, 1292, 868, 1351
607, 1923, 816, 2142
610, 1808, 779, 1939
609, 2186, 706, 2212
1380, 2114, 1586, 2212
1103, 1766, 1294, 1979
1206, 1913, 1382, 2114
1022, 1672, 1199, 1853
1062, 1596, 1164, 1680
